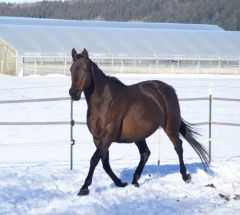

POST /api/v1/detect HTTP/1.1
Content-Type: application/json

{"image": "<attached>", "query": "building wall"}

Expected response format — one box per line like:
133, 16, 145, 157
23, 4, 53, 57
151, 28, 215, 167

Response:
0, 40, 16, 76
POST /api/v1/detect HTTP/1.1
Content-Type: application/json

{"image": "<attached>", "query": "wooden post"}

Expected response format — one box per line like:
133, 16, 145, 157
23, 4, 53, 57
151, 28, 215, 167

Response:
34, 59, 37, 75
41, 55, 43, 75
149, 62, 152, 74
121, 58, 123, 73
64, 55, 67, 75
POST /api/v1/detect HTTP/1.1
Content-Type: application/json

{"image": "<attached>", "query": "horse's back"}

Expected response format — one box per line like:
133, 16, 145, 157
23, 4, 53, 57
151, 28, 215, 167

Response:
127, 80, 180, 112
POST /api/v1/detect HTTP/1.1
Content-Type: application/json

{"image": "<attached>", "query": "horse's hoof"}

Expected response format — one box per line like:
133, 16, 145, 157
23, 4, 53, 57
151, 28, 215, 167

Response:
116, 181, 128, 187
182, 174, 191, 183
119, 182, 128, 187
132, 182, 140, 188
78, 188, 89, 196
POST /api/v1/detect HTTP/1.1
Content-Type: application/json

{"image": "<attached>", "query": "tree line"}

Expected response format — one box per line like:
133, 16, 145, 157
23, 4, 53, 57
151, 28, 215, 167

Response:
0, 0, 239, 31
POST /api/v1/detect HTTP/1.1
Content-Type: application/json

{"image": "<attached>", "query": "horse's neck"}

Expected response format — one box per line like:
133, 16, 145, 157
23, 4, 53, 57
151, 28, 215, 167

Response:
84, 61, 108, 105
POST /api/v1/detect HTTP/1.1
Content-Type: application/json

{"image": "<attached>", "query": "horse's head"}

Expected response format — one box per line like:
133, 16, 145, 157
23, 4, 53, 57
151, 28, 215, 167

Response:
69, 48, 92, 101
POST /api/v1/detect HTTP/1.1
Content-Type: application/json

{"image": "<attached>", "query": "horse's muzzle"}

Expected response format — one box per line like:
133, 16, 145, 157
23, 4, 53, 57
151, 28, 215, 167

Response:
69, 89, 81, 101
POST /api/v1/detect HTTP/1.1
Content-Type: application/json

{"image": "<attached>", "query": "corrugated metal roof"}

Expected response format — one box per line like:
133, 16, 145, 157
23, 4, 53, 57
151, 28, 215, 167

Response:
0, 17, 239, 59
0, 16, 224, 31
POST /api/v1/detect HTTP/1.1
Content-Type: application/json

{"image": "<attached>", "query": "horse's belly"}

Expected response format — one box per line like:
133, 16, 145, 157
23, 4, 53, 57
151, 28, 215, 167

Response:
120, 124, 158, 143
119, 103, 163, 142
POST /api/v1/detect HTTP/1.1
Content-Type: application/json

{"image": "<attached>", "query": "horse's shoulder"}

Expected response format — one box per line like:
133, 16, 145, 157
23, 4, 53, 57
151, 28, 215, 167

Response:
132, 80, 177, 97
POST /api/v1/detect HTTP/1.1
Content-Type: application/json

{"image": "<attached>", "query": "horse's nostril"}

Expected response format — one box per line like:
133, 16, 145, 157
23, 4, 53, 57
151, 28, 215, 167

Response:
69, 89, 75, 97
69, 88, 81, 100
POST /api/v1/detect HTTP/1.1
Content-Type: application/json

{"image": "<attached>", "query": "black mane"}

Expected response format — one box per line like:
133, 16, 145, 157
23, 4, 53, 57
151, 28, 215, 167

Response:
107, 76, 126, 87
89, 59, 126, 87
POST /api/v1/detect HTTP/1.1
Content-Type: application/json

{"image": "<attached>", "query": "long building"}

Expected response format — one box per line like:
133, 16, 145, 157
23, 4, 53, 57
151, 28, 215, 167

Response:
0, 16, 239, 76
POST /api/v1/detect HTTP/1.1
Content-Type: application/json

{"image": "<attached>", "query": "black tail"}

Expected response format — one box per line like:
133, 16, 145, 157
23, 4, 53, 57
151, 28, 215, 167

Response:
179, 119, 209, 170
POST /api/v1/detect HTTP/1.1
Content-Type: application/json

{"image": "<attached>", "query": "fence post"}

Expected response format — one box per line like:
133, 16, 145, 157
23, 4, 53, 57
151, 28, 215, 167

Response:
121, 58, 123, 73
70, 99, 75, 170
40, 54, 43, 75
208, 83, 213, 163
64, 55, 67, 75
238, 56, 240, 74
148, 62, 152, 74
34, 59, 37, 75
157, 128, 161, 165
23, 57, 25, 77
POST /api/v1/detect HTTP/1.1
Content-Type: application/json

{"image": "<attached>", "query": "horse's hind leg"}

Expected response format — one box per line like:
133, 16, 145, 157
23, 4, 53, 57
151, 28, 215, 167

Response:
132, 140, 151, 187
101, 149, 127, 187
166, 131, 191, 182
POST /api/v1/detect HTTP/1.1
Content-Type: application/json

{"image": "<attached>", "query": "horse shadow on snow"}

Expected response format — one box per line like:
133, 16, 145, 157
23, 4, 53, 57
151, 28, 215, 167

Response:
119, 162, 214, 184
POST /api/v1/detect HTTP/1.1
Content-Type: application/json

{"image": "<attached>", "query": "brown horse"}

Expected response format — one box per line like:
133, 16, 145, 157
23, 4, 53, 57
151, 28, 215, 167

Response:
69, 48, 209, 196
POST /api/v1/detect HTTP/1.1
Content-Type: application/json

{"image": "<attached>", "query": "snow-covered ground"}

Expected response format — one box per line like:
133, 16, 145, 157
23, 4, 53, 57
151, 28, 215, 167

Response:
0, 73, 240, 214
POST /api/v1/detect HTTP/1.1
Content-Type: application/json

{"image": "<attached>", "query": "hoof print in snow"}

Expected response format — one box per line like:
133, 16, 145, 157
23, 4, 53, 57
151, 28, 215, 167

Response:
205, 183, 216, 188
233, 194, 240, 200
219, 193, 230, 201
134, 183, 140, 188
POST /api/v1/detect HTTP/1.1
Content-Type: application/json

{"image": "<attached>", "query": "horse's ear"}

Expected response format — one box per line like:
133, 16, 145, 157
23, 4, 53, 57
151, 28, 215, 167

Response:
72, 48, 77, 61
82, 48, 89, 59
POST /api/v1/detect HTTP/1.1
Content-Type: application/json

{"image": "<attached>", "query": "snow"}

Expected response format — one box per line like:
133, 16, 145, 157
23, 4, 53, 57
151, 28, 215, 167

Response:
0, 73, 240, 214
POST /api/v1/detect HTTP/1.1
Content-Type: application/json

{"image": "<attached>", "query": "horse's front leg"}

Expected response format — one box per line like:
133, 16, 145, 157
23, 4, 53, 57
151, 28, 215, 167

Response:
101, 148, 127, 187
78, 146, 102, 196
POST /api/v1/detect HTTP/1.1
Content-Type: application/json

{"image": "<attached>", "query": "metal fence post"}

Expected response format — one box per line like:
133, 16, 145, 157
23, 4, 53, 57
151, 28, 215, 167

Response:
157, 128, 161, 165
208, 83, 213, 163
22, 57, 25, 77
70, 99, 75, 170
